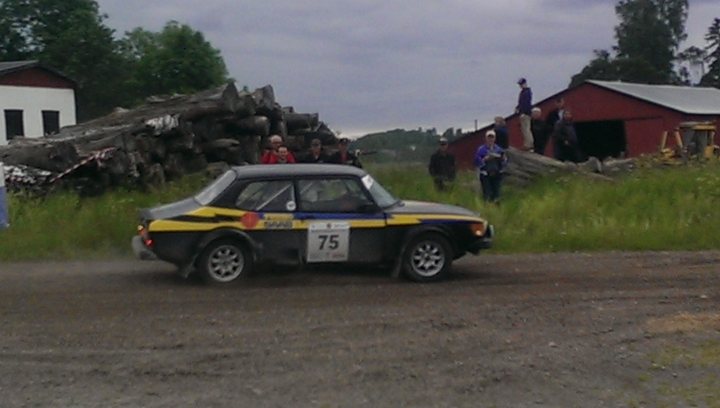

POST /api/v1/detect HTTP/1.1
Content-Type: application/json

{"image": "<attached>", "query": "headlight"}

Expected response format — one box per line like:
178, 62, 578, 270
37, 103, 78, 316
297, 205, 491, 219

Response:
470, 222, 486, 237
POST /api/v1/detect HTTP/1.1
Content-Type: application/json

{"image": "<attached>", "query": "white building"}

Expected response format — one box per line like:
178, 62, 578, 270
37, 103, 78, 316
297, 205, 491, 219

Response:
0, 60, 76, 145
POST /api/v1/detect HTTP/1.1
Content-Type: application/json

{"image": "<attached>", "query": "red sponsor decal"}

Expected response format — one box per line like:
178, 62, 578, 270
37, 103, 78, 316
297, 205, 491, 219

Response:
240, 212, 260, 229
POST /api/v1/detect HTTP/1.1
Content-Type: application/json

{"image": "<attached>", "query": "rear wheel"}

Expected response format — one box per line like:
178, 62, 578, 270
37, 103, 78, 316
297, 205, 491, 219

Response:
198, 239, 252, 284
401, 233, 452, 282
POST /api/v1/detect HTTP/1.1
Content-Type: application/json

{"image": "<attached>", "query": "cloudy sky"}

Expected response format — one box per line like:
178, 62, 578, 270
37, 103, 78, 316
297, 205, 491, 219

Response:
96, 0, 719, 137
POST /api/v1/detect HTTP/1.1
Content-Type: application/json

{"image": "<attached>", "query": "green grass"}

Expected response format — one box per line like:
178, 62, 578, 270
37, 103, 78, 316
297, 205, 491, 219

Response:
1, 162, 720, 260
0, 174, 209, 260
369, 162, 720, 253
642, 340, 720, 407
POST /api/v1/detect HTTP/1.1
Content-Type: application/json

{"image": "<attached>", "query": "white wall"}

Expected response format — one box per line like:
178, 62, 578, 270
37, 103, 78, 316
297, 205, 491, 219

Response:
0, 85, 76, 145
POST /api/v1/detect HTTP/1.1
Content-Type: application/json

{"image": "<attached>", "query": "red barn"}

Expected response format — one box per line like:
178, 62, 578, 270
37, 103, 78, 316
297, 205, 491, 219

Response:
449, 80, 720, 168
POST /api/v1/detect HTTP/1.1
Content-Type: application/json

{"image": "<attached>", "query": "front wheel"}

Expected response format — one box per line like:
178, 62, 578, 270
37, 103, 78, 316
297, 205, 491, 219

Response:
197, 239, 253, 284
401, 233, 452, 282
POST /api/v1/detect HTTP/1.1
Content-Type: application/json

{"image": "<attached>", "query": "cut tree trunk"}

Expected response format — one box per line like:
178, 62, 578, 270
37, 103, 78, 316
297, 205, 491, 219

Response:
505, 148, 629, 185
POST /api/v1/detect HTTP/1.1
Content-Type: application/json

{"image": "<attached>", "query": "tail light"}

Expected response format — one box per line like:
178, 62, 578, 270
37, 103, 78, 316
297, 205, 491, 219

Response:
137, 225, 154, 247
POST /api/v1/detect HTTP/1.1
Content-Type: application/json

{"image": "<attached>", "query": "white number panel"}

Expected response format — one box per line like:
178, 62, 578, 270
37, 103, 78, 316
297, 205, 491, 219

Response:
307, 222, 350, 262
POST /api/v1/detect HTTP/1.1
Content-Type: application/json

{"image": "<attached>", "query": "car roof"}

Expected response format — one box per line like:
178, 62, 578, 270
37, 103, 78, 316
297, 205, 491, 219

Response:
232, 164, 367, 179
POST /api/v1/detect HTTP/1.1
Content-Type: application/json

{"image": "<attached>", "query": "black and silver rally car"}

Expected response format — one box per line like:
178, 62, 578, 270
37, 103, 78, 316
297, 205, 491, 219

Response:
133, 164, 493, 283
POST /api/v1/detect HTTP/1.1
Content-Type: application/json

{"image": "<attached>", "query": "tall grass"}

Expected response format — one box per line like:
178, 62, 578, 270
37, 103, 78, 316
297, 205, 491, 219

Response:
368, 162, 720, 253
1, 163, 719, 260
0, 174, 209, 260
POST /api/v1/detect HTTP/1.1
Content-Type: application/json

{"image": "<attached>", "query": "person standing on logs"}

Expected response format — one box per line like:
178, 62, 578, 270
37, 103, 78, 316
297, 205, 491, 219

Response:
473, 130, 507, 203
428, 137, 456, 191
552, 109, 582, 163
546, 97, 566, 159
329, 138, 362, 168
531, 107, 549, 155
261, 134, 296, 164
299, 138, 330, 163
515, 78, 534, 152
493, 116, 509, 149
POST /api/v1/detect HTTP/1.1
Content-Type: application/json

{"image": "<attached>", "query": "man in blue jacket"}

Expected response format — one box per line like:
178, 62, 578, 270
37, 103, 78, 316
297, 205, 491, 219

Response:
473, 131, 508, 203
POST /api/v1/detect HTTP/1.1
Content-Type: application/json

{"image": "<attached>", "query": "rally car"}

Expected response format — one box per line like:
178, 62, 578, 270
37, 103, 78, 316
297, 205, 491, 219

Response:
132, 164, 493, 283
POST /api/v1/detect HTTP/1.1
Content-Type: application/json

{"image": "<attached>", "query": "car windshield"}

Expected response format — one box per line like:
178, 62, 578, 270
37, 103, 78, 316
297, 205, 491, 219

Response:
362, 174, 399, 208
194, 170, 236, 205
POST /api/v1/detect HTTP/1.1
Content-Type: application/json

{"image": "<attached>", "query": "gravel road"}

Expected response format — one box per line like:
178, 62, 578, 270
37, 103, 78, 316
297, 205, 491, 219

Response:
1, 251, 719, 407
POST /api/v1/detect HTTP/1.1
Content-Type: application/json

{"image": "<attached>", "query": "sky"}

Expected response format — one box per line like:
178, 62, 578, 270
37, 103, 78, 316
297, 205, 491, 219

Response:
96, 0, 719, 138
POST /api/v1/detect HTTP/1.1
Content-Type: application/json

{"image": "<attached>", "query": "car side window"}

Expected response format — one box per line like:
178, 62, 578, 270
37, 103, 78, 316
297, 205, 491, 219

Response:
235, 180, 296, 212
298, 178, 373, 212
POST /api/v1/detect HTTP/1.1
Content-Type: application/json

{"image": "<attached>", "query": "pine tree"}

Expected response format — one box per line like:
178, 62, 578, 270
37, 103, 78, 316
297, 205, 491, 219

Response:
701, 18, 720, 88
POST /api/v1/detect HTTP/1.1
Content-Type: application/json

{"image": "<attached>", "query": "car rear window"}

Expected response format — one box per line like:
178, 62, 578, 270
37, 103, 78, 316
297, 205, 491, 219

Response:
235, 180, 296, 212
194, 170, 236, 206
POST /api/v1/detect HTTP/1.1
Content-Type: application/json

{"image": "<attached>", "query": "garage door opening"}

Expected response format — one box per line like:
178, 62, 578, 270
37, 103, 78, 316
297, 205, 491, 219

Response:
574, 120, 627, 160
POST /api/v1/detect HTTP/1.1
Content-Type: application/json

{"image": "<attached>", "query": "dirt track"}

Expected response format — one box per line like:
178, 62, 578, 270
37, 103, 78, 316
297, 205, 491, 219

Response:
1, 251, 719, 407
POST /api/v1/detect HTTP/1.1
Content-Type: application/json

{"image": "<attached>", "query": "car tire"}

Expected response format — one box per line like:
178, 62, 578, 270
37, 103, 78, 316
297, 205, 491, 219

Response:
401, 233, 452, 282
198, 239, 253, 284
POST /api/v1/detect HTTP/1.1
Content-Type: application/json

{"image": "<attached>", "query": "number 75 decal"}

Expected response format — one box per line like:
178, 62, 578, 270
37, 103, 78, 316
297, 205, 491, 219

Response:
317, 234, 340, 250
307, 222, 350, 263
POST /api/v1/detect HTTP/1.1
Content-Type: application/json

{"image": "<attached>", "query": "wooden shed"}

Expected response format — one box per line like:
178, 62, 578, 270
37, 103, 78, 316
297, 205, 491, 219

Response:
450, 80, 720, 168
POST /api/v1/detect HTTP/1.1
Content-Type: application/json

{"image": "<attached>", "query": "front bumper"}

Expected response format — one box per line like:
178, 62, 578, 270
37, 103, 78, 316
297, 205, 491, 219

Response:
467, 224, 493, 253
132, 236, 157, 261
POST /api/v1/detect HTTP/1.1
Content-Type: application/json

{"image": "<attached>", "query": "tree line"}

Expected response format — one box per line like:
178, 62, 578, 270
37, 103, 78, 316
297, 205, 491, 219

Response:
1, 0, 717, 126
571, 0, 719, 88
0, 0, 228, 121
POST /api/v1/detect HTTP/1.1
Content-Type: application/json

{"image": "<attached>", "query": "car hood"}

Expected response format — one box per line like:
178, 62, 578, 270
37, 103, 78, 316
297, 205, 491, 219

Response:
141, 197, 201, 221
386, 200, 481, 219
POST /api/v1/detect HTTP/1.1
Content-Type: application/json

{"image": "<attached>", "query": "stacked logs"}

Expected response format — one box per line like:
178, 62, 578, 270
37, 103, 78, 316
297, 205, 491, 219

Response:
0, 83, 337, 194
504, 147, 636, 185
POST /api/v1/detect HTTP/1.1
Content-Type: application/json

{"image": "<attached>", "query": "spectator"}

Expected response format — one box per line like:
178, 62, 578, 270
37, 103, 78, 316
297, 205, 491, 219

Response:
268, 145, 294, 164
428, 137, 456, 191
493, 116, 509, 149
329, 137, 362, 168
552, 109, 582, 163
473, 130, 507, 203
531, 107, 549, 155
261, 134, 296, 164
546, 97, 566, 160
515, 78, 534, 151
300, 138, 329, 163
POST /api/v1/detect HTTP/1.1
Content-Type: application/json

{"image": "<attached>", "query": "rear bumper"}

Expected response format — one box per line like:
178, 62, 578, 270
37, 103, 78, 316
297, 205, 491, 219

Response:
132, 236, 157, 261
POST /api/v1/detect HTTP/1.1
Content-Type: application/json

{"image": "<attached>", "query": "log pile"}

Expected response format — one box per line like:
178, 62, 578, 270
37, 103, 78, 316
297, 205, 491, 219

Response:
505, 147, 636, 185
0, 83, 337, 195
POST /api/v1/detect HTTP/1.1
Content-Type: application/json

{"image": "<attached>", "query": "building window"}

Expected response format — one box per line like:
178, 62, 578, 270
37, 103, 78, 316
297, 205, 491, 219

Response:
42, 110, 60, 135
4, 110, 24, 140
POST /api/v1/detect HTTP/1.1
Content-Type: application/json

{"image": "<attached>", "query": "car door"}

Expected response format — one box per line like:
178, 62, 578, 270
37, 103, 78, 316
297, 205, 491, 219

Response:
295, 177, 387, 264
234, 179, 302, 264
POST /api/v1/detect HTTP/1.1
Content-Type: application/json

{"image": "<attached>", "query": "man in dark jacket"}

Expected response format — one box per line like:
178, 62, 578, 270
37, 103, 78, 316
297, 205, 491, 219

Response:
299, 138, 330, 163
428, 138, 456, 191
552, 109, 582, 163
531, 107, 549, 155
329, 138, 362, 168
546, 97, 566, 159
515, 78, 534, 151
493, 116, 509, 149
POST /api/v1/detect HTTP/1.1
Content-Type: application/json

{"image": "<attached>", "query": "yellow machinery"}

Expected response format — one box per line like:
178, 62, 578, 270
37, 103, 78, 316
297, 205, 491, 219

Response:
659, 122, 718, 162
